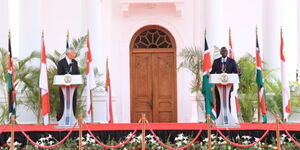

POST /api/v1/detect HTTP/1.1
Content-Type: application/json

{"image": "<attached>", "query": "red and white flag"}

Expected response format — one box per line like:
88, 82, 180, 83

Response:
280, 29, 291, 120
39, 33, 50, 125
86, 34, 96, 122
228, 28, 239, 123
106, 58, 113, 123
229, 28, 235, 60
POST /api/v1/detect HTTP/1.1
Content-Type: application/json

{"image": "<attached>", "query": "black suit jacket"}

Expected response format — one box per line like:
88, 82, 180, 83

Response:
210, 57, 238, 74
57, 58, 80, 75
56, 57, 80, 120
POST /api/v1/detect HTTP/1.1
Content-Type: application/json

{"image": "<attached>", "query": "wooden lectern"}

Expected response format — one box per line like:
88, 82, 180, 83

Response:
53, 74, 83, 128
209, 73, 239, 127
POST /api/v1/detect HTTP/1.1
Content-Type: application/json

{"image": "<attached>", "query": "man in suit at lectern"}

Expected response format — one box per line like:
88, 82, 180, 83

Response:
210, 47, 238, 118
56, 47, 80, 121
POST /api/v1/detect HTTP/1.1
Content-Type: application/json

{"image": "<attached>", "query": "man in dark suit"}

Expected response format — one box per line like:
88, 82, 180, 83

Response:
56, 47, 80, 121
210, 47, 238, 118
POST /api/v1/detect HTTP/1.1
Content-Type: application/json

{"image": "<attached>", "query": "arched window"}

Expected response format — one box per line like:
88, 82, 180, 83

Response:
132, 28, 174, 49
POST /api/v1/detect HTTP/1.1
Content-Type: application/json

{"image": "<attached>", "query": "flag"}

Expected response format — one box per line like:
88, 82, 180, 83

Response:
39, 32, 50, 125
66, 30, 69, 49
280, 29, 291, 120
8, 32, 16, 118
256, 31, 267, 123
105, 58, 113, 123
228, 28, 235, 59
201, 35, 216, 120
85, 33, 96, 122
228, 28, 239, 123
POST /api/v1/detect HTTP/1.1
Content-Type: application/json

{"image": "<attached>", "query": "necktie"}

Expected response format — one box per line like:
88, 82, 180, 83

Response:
221, 58, 225, 72
222, 63, 225, 72
69, 62, 72, 73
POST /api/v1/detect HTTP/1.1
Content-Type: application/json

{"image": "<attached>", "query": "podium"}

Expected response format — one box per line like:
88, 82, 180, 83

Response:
53, 74, 83, 128
209, 73, 239, 127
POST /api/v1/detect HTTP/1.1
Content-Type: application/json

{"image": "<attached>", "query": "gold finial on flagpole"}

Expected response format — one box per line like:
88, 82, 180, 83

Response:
106, 56, 109, 77
87, 29, 90, 40
205, 28, 207, 36
280, 26, 283, 35
229, 27, 231, 35
255, 25, 258, 35
42, 30, 44, 39
8, 30, 11, 39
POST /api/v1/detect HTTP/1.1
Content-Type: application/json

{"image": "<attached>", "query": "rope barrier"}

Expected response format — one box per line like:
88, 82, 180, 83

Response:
146, 120, 203, 150
83, 119, 141, 149
8, 115, 300, 149
16, 122, 77, 149
280, 122, 300, 147
212, 123, 272, 148
0, 124, 8, 135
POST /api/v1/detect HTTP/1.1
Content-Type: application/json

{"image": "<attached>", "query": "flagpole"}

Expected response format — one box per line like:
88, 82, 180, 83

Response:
89, 31, 94, 123
37, 31, 45, 125
229, 27, 232, 58
66, 30, 69, 50
86, 31, 94, 123
256, 26, 261, 123
281, 27, 285, 123
257, 86, 261, 122
67, 30, 69, 42
6, 31, 10, 121
37, 89, 42, 124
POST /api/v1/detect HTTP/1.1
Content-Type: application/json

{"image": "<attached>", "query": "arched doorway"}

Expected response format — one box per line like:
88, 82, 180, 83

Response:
130, 25, 177, 123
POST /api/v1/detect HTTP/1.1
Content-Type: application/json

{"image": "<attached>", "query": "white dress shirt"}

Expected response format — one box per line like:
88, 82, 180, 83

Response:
221, 57, 228, 63
66, 57, 72, 65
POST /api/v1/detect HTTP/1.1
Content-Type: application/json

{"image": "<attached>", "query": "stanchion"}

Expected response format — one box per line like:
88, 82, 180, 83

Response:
275, 114, 281, 150
10, 115, 15, 150
142, 114, 146, 150
79, 114, 83, 150
207, 114, 211, 150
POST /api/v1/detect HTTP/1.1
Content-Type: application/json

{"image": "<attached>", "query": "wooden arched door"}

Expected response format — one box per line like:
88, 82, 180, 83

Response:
130, 25, 177, 123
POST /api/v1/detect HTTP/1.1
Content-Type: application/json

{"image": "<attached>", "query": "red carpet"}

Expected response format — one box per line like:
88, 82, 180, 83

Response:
1, 122, 299, 132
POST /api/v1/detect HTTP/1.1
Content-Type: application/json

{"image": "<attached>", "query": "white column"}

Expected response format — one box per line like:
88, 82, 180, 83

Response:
0, 0, 9, 49
81, 0, 104, 71
189, 0, 205, 122
107, 0, 121, 123
263, 0, 298, 81
262, 0, 283, 78
81, 0, 107, 123
8, 0, 20, 57
282, 0, 298, 81
0, 0, 8, 100
204, 0, 225, 54
18, 0, 41, 59
194, 0, 201, 46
